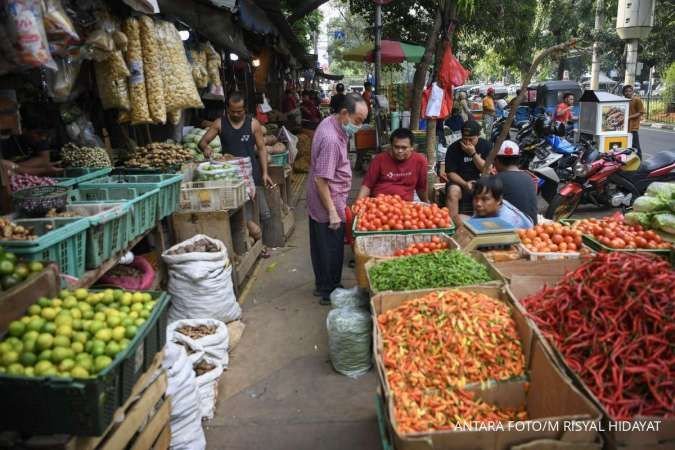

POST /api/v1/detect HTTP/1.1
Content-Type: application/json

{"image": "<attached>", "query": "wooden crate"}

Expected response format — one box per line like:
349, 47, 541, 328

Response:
12, 353, 170, 450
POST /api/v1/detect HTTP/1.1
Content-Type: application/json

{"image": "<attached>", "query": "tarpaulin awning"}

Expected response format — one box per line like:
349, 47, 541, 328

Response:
238, 0, 278, 35
343, 40, 424, 64
315, 69, 343, 81
157, 0, 250, 59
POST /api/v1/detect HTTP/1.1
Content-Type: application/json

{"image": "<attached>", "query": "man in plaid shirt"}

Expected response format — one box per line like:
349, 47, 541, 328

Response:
307, 93, 368, 304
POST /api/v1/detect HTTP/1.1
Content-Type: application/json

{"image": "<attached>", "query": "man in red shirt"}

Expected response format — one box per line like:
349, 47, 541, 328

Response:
554, 92, 576, 123
281, 85, 298, 113
301, 90, 321, 129
358, 128, 428, 202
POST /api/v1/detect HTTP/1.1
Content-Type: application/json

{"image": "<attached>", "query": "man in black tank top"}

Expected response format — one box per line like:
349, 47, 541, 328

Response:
199, 92, 273, 223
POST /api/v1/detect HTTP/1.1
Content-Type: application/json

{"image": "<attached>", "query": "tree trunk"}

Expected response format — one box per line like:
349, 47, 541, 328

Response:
409, 9, 443, 131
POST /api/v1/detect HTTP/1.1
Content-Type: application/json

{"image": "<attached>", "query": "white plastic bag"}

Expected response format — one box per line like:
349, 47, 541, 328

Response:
227, 157, 256, 199
330, 287, 369, 309
168, 319, 230, 368
260, 93, 273, 113
277, 126, 298, 164
162, 235, 241, 323
194, 355, 224, 420
425, 82, 444, 118
162, 343, 206, 450
326, 306, 372, 378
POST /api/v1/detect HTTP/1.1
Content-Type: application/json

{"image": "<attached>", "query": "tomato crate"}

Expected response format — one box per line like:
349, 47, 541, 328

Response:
71, 186, 159, 239
0, 218, 88, 278
0, 290, 170, 436
352, 215, 456, 238
561, 219, 672, 258
54, 168, 113, 188
80, 174, 183, 220
62, 203, 130, 269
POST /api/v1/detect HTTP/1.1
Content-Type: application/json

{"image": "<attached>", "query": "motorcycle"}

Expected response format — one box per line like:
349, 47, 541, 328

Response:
545, 147, 675, 220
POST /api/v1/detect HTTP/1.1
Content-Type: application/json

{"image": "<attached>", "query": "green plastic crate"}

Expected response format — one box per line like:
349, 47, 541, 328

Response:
62, 203, 130, 269
0, 218, 88, 278
71, 186, 159, 239
55, 168, 113, 188
0, 290, 170, 436
269, 151, 289, 167
352, 215, 456, 238
81, 174, 183, 220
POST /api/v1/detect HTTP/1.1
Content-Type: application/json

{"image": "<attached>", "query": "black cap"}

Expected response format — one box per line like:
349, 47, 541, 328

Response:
336, 83, 345, 92
462, 120, 481, 137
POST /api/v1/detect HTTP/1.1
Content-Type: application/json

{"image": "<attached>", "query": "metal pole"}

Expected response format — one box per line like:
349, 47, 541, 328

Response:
624, 39, 638, 85
590, 0, 603, 90
375, 4, 382, 93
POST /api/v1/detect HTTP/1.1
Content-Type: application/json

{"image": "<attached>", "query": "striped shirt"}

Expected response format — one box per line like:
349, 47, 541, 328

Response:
306, 115, 352, 223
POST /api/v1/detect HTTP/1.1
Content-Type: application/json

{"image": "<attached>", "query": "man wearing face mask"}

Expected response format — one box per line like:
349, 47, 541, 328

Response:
307, 93, 369, 305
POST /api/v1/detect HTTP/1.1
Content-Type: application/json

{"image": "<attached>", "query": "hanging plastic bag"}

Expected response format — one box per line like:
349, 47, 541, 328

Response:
421, 83, 451, 120
329, 287, 369, 310
326, 306, 372, 378
123, 17, 152, 124
122, 0, 160, 14
42, 0, 80, 56
438, 43, 470, 88
94, 50, 131, 110
5, 0, 57, 70
139, 16, 166, 124
45, 56, 82, 102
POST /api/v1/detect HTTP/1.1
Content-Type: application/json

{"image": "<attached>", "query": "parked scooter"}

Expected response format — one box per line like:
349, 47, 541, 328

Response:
545, 147, 675, 220
529, 137, 593, 202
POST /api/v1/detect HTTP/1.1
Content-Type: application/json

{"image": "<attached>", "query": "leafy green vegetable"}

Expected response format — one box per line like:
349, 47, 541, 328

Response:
646, 182, 675, 201
368, 250, 493, 292
624, 212, 652, 228
633, 195, 668, 213
651, 213, 675, 235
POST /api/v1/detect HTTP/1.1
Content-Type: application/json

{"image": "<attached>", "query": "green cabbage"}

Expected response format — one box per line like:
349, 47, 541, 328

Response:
624, 212, 652, 228
633, 195, 668, 213
646, 182, 675, 200
651, 213, 675, 235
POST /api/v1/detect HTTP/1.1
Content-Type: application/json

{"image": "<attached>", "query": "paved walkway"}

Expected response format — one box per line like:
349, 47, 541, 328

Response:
204, 177, 380, 450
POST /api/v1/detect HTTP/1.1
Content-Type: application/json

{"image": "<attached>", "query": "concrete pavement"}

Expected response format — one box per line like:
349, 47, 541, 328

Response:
639, 127, 675, 158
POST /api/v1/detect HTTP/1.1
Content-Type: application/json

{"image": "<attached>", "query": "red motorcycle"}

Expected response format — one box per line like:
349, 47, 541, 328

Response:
545, 147, 675, 220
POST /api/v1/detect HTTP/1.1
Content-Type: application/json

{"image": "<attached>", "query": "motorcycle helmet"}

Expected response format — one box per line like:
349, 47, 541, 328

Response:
552, 121, 566, 137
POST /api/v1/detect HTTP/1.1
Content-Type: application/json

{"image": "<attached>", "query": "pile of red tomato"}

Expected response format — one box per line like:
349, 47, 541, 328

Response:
518, 223, 583, 253
353, 195, 452, 232
392, 237, 449, 256
574, 216, 671, 250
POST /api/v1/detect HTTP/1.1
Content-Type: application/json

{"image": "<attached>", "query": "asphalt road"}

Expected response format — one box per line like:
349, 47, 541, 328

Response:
639, 127, 675, 159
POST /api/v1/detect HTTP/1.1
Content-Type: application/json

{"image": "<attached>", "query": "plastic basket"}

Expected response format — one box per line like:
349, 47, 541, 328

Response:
518, 243, 582, 261
352, 215, 456, 238
0, 291, 170, 436
72, 186, 159, 239
179, 180, 247, 212
81, 174, 183, 220
55, 167, 113, 188
0, 218, 88, 278
62, 203, 130, 269
269, 151, 289, 167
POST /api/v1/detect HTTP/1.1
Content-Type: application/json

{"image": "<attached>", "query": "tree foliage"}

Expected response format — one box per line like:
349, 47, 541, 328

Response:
281, 0, 323, 52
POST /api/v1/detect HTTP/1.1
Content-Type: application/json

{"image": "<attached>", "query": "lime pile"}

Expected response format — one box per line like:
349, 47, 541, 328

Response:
0, 288, 156, 379
0, 246, 44, 291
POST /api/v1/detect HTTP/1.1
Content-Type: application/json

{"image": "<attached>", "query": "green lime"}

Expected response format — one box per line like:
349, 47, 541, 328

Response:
105, 341, 121, 358
73, 331, 88, 344
37, 297, 52, 307
70, 366, 90, 378
1, 275, 19, 290
22, 339, 36, 354
53, 335, 71, 348
2, 351, 19, 366
93, 312, 106, 322
54, 314, 72, 327
56, 325, 73, 338
28, 261, 44, 273
134, 318, 146, 327
0, 260, 15, 276
73, 288, 88, 300
23, 330, 39, 342
63, 296, 78, 309
8, 320, 25, 337
42, 322, 56, 334
124, 325, 138, 339
51, 299, 62, 307
20, 316, 31, 324
88, 320, 105, 335
58, 289, 71, 299
0, 342, 12, 354
59, 359, 75, 372
20, 352, 37, 367
14, 264, 29, 280
95, 328, 112, 342
34, 360, 54, 376
7, 363, 24, 376
26, 317, 45, 333
38, 350, 53, 362
24, 366, 34, 377
70, 309, 82, 320
71, 341, 84, 354
51, 347, 70, 364
90, 341, 106, 357
94, 355, 112, 373
36, 334, 54, 352
41, 307, 57, 321
112, 326, 126, 342
119, 339, 130, 351
3, 252, 16, 263
27, 304, 42, 316
72, 319, 83, 331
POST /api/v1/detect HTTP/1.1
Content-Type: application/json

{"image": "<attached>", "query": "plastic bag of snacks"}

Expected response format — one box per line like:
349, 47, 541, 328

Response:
204, 42, 222, 87
155, 20, 203, 112
94, 50, 131, 110
139, 16, 166, 124
4, 0, 56, 70
122, 17, 151, 124
42, 0, 80, 56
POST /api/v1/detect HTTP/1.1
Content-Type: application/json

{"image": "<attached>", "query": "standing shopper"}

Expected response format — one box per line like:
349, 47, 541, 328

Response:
482, 87, 496, 137
458, 91, 472, 121
623, 85, 645, 159
307, 93, 368, 304
330, 83, 346, 114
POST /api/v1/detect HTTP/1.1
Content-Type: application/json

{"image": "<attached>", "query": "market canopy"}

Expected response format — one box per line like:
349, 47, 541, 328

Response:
342, 40, 424, 64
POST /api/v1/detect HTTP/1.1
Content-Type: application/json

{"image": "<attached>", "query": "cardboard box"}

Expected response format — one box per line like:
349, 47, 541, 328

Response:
371, 286, 602, 450
481, 254, 583, 282
507, 275, 675, 450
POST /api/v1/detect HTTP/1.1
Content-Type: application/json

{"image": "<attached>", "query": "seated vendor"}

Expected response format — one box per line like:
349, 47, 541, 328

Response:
357, 128, 428, 202
471, 176, 533, 229
300, 90, 321, 129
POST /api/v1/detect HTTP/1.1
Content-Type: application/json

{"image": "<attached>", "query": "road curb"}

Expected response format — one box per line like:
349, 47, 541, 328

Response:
642, 122, 675, 131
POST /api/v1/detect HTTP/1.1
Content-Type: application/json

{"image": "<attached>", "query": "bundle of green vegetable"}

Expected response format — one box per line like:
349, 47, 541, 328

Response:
368, 250, 493, 292
183, 128, 222, 160
624, 182, 675, 235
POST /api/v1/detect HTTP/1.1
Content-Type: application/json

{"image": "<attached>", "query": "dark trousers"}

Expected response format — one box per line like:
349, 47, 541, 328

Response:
631, 131, 642, 159
309, 217, 345, 298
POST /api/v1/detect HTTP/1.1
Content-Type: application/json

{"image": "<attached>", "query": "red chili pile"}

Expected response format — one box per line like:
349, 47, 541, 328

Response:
353, 194, 452, 232
522, 252, 674, 419
392, 236, 450, 256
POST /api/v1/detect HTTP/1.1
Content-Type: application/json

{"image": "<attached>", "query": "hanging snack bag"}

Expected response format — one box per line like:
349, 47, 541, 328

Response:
5, 0, 57, 70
